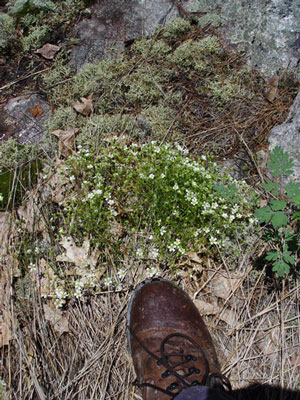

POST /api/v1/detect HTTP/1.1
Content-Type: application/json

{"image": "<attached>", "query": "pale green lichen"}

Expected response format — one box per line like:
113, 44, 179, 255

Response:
168, 36, 221, 71
206, 77, 243, 105
131, 38, 172, 59
22, 25, 48, 52
76, 114, 141, 148
0, 12, 16, 50
46, 106, 78, 132
141, 104, 181, 141
162, 17, 191, 38
124, 65, 165, 106
198, 13, 224, 28
0, 138, 37, 171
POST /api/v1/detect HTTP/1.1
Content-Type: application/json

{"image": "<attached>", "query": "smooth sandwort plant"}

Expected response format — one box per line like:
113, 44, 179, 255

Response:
254, 147, 300, 276
44, 138, 258, 306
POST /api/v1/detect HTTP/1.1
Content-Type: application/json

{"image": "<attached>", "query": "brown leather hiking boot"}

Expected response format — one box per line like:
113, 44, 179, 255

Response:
127, 278, 231, 399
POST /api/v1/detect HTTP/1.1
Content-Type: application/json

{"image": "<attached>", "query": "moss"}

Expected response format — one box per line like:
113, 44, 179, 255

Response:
22, 25, 48, 52
162, 17, 191, 38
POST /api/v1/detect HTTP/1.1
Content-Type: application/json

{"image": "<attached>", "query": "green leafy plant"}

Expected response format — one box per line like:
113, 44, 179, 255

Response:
254, 146, 300, 276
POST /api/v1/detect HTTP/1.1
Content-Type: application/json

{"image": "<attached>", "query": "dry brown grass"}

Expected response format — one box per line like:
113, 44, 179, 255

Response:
1, 243, 300, 399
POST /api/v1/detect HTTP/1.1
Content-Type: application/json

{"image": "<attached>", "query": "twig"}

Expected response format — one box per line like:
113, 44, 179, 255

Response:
0, 67, 52, 91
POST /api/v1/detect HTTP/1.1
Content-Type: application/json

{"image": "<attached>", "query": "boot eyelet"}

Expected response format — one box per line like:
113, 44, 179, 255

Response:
167, 382, 179, 391
162, 370, 171, 379
157, 359, 162, 366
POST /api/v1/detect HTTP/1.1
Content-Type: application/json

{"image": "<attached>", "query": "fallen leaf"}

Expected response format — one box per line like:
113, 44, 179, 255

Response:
43, 304, 69, 335
35, 43, 60, 60
218, 309, 236, 327
257, 327, 280, 358
51, 127, 79, 158
109, 219, 124, 238
17, 195, 46, 233
73, 94, 93, 116
30, 104, 44, 118
186, 251, 202, 264
194, 299, 215, 315
210, 273, 238, 300
56, 236, 99, 270
264, 74, 279, 103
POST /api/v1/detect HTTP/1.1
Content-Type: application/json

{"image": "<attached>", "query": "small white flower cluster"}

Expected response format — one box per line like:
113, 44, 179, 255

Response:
84, 188, 103, 201
167, 238, 185, 255
118, 268, 126, 279
160, 226, 167, 236
28, 262, 36, 272
136, 248, 144, 258
175, 143, 189, 155
54, 287, 68, 308
104, 276, 113, 286
185, 189, 198, 206
104, 192, 118, 216
145, 266, 159, 278
74, 280, 84, 298
149, 248, 159, 259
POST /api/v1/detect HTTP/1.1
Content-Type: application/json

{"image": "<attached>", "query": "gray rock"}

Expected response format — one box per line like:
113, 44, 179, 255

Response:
4, 94, 51, 144
69, 0, 179, 71
183, 0, 300, 79
269, 92, 300, 183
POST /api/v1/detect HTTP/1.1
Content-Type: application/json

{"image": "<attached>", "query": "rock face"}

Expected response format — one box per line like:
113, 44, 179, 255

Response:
4, 94, 51, 144
269, 92, 300, 182
184, 0, 300, 79
69, 0, 179, 71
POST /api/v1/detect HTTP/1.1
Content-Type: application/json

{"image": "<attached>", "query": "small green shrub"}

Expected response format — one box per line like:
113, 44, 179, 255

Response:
254, 147, 300, 276
58, 140, 255, 255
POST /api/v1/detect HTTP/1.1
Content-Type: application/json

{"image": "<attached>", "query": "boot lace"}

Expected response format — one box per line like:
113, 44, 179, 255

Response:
129, 328, 232, 398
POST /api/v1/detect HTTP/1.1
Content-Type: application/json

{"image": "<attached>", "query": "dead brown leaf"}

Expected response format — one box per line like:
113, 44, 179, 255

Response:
73, 94, 93, 116
17, 195, 46, 233
194, 299, 215, 315
264, 74, 279, 103
218, 308, 236, 327
109, 219, 124, 238
51, 127, 79, 158
56, 236, 100, 271
186, 251, 202, 265
35, 43, 60, 60
30, 104, 44, 118
43, 304, 69, 335
210, 273, 238, 300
